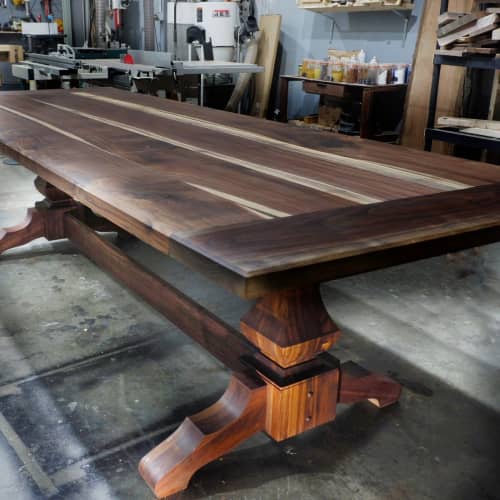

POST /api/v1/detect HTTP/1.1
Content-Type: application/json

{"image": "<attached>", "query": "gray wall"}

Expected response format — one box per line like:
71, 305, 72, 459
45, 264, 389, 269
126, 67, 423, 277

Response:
255, 0, 424, 118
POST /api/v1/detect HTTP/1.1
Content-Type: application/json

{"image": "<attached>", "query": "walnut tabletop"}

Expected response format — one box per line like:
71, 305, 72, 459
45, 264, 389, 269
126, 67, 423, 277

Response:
1, 88, 500, 297
1, 88, 500, 499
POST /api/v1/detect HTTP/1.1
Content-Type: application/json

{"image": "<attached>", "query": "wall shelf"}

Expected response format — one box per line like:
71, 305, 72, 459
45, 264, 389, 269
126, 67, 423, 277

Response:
298, 2, 415, 47
298, 3, 415, 14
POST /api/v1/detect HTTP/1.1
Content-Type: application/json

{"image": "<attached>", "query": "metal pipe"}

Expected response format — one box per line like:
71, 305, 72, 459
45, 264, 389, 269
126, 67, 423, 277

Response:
95, 0, 107, 48
143, 0, 155, 51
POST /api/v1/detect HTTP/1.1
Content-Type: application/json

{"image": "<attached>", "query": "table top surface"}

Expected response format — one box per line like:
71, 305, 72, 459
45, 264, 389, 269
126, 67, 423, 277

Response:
1, 88, 500, 296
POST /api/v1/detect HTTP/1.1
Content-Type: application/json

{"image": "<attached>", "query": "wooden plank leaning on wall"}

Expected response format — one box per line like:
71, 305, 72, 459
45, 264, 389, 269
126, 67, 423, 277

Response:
252, 15, 282, 119
401, 0, 474, 153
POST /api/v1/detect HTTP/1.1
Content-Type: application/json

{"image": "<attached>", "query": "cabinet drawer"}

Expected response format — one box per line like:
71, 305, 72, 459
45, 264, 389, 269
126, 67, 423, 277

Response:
303, 81, 345, 98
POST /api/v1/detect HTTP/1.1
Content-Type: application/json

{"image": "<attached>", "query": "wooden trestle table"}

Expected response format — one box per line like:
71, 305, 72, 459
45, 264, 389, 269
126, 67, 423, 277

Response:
1, 88, 500, 498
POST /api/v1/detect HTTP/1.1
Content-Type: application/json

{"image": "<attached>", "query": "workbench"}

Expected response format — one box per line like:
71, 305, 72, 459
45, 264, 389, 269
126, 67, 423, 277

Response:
279, 75, 407, 139
1, 88, 500, 498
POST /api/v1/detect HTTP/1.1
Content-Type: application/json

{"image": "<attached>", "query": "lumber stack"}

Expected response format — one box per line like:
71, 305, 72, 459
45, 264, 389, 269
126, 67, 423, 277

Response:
437, 116, 500, 138
437, 5, 500, 56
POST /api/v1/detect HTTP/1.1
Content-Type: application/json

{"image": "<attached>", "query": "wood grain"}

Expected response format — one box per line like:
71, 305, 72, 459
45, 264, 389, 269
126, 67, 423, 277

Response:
240, 287, 341, 367
1, 88, 500, 298
252, 15, 281, 118
63, 215, 257, 373
264, 367, 339, 441
0, 209, 45, 254
140, 373, 267, 498
338, 361, 402, 408
172, 183, 500, 278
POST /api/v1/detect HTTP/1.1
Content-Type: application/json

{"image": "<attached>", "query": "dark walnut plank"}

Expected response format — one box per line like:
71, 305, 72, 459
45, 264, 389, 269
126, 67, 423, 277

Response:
0, 108, 264, 253
172, 183, 500, 278
2, 94, 358, 215
72, 87, 500, 187
27, 92, 453, 202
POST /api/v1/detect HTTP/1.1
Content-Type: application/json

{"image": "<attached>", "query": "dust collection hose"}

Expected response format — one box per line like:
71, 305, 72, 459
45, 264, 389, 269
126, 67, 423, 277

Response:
143, 0, 155, 51
225, 38, 259, 112
95, 0, 107, 48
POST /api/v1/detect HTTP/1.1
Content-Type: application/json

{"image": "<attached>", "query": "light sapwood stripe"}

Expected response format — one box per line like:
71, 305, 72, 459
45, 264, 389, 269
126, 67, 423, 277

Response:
32, 99, 380, 205
186, 182, 287, 218
0, 104, 114, 158
75, 92, 471, 192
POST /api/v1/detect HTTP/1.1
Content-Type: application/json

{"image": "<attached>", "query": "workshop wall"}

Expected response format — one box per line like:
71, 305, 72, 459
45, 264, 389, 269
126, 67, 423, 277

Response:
255, 0, 425, 118
0, 0, 62, 28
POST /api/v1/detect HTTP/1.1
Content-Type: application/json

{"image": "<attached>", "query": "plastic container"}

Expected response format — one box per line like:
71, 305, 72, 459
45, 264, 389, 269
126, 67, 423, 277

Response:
320, 61, 329, 80
376, 64, 390, 85
330, 62, 344, 82
312, 60, 322, 80
302, 58, 313, 78
357, 63, 370, 84
386, 64, 397, 84
344, 62, 358, 83
367, 59, 378, 85
394, 63, 408, 84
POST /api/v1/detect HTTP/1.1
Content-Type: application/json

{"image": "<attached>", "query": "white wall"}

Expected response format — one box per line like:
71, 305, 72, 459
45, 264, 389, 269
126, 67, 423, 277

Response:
255, 0, 425, 118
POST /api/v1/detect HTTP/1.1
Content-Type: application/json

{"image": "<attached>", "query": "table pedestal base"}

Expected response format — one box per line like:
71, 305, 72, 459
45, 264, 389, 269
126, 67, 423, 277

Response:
0, 177, 402, 499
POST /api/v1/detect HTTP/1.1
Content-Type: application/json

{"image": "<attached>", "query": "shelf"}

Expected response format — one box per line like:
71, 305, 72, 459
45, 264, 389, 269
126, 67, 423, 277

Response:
425, 127, 500, 152
434, 54, 500, 70
299, 2, 415, 14
299, 2, 415, 47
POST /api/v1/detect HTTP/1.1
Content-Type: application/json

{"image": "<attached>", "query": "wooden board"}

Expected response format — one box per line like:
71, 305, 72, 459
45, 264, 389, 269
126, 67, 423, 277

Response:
2, 88, 500, 296
437, 12, 479, 37
401, 0, 474, 152
0, 44, 23, 63
435, 47, 498, 55
173, 183, 500, 277
438, 12, 467, 26
438, 116, 500, 129
438, 13, 498, 47
251, 15, 282, 119
460, 126, 500, 138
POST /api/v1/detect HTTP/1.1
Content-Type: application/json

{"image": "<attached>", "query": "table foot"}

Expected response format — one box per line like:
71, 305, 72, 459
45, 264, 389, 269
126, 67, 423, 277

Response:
0, 208, 46, 255
139, 373, 266, 499
338, 361, 402, 408
0, 201, 81, 255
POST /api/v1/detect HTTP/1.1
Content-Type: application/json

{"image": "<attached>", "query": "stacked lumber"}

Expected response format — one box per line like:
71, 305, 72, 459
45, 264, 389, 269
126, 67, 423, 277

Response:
436, 8, 500, 56
437, 116, 500, 138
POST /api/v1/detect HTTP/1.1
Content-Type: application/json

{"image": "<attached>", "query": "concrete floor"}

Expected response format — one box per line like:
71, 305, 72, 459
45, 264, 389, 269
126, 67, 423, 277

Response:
0, 157, 499, 500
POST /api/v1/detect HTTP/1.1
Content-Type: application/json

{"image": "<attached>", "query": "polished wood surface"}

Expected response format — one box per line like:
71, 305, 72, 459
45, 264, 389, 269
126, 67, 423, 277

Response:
63, 215, 257, 374
174, 183, 500, 278
241, 287, 341, 367
0, 179, 400, 499
1, 88, 500, 299
1, 88, 497, 498
139, 373, 267, 498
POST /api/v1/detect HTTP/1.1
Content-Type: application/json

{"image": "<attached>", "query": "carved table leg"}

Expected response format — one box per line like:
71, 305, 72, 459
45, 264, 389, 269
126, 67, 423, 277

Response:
338, 361, 402, 408
0, 177, 99, 254
0, 208, 46, 254
139, 373, 266, 499
139, 286, 402, 499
